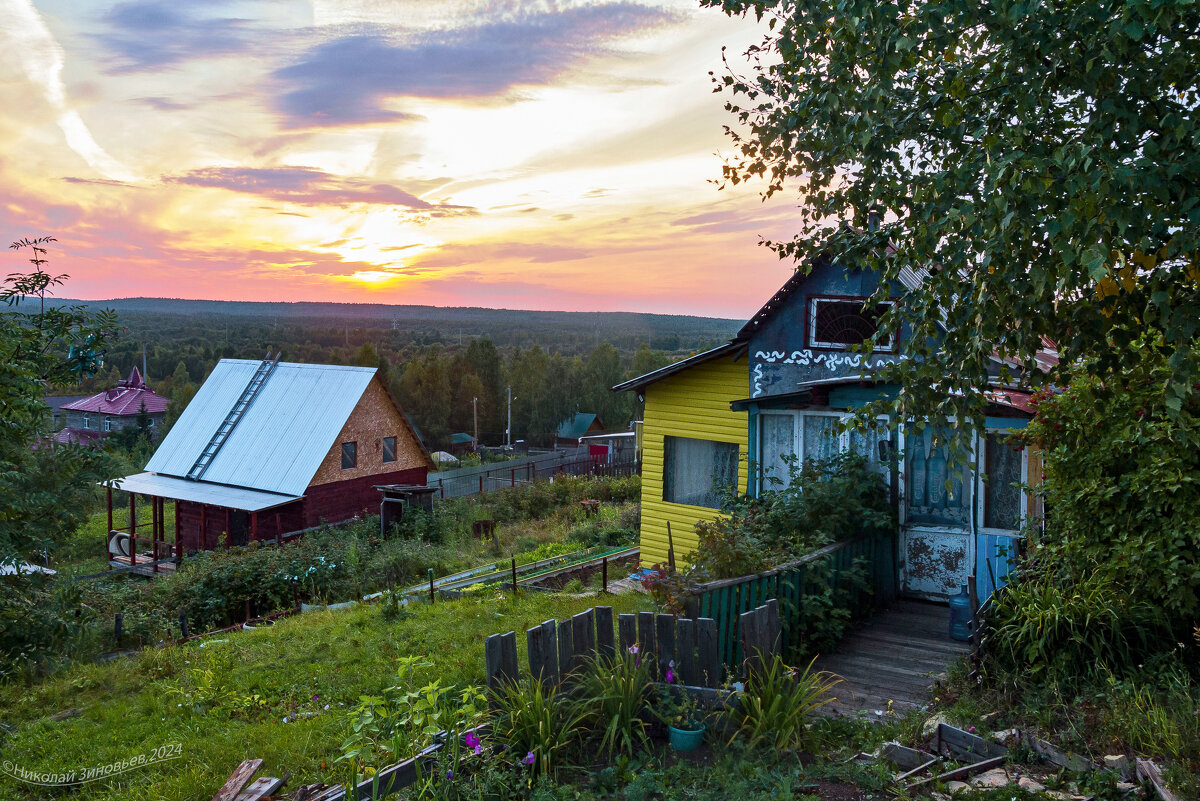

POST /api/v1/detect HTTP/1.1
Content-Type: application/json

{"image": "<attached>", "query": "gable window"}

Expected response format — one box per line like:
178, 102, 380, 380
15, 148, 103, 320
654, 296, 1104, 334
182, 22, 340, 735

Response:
807, 297, 895, 351
662, 436, 738, 509
341, 441, 357, 470
382, 436, 396, 464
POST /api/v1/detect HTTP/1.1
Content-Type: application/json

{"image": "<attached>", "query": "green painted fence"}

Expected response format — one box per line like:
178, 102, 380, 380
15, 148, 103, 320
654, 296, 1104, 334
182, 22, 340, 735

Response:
685, 533, 897, 673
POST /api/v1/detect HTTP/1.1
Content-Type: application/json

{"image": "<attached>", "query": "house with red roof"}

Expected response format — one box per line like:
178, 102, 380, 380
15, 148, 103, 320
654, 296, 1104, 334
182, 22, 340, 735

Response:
56, 367, 169, 445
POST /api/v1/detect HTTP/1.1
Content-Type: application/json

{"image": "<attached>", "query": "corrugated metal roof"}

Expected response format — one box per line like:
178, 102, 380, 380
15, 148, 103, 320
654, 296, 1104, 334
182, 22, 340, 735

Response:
145, 360, 376, 496
556, 412, 599, 438
113, 472, 302, 512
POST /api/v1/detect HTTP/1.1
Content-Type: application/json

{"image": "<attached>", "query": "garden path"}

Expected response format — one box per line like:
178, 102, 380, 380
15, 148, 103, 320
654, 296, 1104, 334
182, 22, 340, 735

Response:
815, 599, 968, 720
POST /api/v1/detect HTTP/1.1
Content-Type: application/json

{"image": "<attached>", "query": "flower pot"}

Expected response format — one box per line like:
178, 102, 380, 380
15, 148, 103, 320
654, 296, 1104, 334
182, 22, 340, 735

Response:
667, 724, 704, 752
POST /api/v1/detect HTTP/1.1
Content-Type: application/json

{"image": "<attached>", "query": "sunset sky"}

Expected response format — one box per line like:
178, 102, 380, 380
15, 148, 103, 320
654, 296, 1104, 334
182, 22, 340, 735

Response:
0, 0, 803, 317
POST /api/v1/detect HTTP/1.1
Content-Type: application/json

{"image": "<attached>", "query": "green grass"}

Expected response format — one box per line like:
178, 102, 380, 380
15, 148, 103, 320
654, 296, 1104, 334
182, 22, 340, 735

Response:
0, 590, 650, 801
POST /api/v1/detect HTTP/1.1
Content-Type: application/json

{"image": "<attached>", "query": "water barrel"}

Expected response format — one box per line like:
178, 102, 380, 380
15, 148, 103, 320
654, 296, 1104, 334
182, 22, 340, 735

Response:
948, 583, 972, 641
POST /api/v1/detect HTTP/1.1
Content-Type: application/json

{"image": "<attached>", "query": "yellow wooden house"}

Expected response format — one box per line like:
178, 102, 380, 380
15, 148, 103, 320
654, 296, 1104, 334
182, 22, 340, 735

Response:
612, 343, 749, 568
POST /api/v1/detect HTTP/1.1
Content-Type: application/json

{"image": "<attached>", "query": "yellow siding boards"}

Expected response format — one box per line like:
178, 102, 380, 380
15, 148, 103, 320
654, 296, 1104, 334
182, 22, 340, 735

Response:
639, 355, 748, 567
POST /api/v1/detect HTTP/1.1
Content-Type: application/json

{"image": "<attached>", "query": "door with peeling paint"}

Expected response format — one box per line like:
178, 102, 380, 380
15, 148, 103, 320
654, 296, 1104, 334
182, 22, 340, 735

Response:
899, 425, 974, 600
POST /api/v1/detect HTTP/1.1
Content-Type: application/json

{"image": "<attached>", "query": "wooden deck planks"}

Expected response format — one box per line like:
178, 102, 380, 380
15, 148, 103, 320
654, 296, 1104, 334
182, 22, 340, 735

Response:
816, 600, 968, 719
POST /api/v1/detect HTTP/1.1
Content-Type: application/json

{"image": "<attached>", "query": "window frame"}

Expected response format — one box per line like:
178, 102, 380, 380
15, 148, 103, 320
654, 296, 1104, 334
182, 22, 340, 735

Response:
977, 430, 1027, 534
104, 416, 112, 432
382, 436, 397, 464
661, 435, 739, 510
341, 441, 358, 470
756, 410, 890, 493
81, 414, 90, 430
806, 295, 896, 352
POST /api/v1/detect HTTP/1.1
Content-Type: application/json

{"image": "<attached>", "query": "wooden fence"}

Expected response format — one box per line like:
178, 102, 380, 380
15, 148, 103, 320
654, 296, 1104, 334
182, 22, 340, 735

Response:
484, 601, 781, 690
684, 533, 896, 670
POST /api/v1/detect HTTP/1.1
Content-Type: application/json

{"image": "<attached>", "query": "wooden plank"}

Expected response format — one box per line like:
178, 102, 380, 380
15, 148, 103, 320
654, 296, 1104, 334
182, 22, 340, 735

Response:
906, 756, 1006, 789
572, 609, 595, 669
618, 613, 637, 654
557, 618, 574, 676
595, 606, 614, 659
937, 723, 1007, 762
234, 776, 287, 801
527, 619, 558, 684
655, 614, 676, 677
676, 618, 696, 685
881, 741, 932, 771
638, 611, 656, 672
893, 757, 942, 784
739, 607, 760, 677
1137, 758, 1181, 801
764, 599, 781, 658
212, 759, 262, 801
697, 617, 720, 688
1030, 736, 1092, 773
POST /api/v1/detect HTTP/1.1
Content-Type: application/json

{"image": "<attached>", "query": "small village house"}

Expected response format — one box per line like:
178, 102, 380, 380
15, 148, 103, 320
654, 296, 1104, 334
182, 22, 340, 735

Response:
107, 357, 433, 573
554, 412, 605, 448
616, 259, 1048, 604
53, 367, 168, 445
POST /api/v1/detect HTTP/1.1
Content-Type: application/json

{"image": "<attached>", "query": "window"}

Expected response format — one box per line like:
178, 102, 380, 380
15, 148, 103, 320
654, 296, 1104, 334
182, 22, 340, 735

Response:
904, 425, 969, 526
807, 297, 895, 351
983, 432, 1023, 530
662, 436, 738, 509
341, 441, 357, 470
81, 414, 90, 430
104, 416, 112, 432
382, 436, 396, 463
758, 411, 890, 491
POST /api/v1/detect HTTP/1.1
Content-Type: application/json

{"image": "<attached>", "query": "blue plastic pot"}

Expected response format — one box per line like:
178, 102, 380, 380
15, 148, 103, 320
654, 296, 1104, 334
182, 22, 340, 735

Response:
668, 724, 705, 752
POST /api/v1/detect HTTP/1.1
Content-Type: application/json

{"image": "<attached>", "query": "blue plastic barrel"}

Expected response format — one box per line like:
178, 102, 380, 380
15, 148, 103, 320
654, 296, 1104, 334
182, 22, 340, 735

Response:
948, 584, 972, 641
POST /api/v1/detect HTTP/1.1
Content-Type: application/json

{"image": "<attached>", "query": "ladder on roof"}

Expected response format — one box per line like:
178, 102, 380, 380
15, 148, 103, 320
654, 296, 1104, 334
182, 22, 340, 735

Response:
186, 352, 280, 481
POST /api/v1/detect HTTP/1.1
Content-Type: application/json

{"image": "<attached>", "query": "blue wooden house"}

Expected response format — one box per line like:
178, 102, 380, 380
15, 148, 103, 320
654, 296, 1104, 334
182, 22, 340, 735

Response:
619, 257, 1047, 603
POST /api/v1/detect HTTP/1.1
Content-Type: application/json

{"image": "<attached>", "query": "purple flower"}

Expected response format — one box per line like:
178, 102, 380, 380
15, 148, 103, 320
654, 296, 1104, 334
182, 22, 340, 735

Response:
464, 731, 480, 750
446, 769, 454, 780
521, 751, 535, 766
474, 745, 483, 756
665, 668, 675, 683
628, 644, 639, 655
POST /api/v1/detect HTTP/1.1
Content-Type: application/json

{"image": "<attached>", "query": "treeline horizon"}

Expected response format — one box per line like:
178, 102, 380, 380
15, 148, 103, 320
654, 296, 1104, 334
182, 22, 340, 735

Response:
46, 299, 739, 450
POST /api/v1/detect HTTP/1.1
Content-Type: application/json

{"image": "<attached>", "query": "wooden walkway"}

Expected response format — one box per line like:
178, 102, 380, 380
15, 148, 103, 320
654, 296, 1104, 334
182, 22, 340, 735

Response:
816, 599, 969, 719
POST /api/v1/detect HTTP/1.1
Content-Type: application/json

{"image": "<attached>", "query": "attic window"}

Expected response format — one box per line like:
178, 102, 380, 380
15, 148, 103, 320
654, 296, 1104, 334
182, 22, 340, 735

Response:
341, 441, 357, 470
382, 436, 396, 464
807, 297, 895, 351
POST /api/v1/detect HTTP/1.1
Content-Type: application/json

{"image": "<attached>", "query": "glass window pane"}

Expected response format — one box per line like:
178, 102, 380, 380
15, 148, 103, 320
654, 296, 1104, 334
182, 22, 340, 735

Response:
985, 433, 1022, 530
383, 436, 396, 463
803, 415, 840, 462
663, 436, 738, 509
341, 441, 357, 469
849, 418, 890, 474
759, 414, 795, 489
904, 425, 968, 526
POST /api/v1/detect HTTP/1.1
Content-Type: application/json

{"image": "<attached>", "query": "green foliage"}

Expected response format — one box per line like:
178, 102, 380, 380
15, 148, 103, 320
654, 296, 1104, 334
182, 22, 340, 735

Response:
574, 650, 653, 757
1021, 332, 1200, 624
706, 0, 1200, 445
687, 454, 892, 581
492, 678, 587, 778
0, 241, 120, 564
726, 656, 840, 750
988, 570, 1170, 680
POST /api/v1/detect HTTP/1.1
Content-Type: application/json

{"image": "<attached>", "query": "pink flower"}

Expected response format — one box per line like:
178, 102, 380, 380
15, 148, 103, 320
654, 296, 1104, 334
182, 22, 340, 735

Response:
522, 751, 536, 766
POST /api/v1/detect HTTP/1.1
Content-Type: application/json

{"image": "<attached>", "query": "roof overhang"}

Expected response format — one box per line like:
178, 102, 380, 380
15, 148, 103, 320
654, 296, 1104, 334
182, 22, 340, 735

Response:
611, 342, 746, 393
107, 472, 303, 512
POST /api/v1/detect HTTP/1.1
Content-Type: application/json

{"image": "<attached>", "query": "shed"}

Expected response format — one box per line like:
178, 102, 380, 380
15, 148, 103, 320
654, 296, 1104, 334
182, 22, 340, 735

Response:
106, 357, 433, 573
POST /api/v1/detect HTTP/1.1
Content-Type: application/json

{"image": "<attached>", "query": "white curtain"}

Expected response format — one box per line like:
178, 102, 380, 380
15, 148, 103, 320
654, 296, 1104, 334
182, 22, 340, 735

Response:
759, 414, 795, 489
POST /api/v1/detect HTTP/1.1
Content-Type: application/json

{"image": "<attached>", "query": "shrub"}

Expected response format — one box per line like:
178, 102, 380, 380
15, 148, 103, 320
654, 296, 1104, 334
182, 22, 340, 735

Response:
492, 678, 586, 778
726, 655, 840, 749
573, 650, 653, 757
688, 453, 893, 581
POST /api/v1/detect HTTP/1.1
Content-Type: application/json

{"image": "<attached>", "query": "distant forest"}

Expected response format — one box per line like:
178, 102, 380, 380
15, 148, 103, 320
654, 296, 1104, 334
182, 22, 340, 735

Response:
48, 298, 741, 449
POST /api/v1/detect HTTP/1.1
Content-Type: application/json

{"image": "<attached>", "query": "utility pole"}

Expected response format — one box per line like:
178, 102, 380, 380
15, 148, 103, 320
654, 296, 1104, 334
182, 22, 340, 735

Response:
141, 343, 147, 381
506, 386, 512, 449
472, 397, 478, 450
